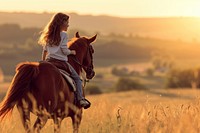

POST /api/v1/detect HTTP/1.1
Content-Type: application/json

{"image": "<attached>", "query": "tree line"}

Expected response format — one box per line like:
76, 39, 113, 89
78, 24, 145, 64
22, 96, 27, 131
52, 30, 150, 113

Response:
0, 24, 156, 75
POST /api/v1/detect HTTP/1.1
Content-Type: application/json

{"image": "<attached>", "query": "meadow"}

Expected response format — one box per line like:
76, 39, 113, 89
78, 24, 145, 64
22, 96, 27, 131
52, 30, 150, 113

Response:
1, 60, 200, 133
1, 81, 200, 133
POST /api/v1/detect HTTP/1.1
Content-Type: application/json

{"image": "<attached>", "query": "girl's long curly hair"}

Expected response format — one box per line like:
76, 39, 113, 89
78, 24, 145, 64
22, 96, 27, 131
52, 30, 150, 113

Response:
38, 13, 69, 46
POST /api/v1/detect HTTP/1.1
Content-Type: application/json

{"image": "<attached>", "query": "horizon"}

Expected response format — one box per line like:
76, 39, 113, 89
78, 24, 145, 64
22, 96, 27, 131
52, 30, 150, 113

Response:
1, 11, 200, 42
1, 0, 200, 18
2, 11, 200, 19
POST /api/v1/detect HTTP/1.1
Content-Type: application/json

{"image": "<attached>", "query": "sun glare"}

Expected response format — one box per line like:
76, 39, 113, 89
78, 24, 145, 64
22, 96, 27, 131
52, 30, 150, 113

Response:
1, 0, 200, 18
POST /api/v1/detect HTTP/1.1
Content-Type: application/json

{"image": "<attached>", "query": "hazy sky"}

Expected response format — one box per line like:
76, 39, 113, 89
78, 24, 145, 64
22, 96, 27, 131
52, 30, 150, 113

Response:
1, 0, 200, 18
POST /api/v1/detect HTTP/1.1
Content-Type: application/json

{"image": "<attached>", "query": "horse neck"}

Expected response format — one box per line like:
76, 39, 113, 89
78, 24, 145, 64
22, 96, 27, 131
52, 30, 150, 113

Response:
69, 52, 84, 75
68, 39, 86, 75
69, 60, 81, 75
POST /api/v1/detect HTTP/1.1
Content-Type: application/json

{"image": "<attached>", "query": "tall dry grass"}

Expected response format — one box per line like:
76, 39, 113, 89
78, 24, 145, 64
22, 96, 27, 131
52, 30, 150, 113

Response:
0, 89, 200, 133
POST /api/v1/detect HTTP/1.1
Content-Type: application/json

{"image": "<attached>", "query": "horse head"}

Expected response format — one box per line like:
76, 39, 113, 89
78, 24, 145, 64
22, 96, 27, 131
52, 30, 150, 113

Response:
68, 32, 97, 79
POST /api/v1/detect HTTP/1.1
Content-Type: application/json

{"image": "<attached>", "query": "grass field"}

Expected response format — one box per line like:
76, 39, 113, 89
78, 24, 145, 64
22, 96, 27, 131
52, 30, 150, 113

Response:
1, 85, 200, 133
1, 61, 200, 133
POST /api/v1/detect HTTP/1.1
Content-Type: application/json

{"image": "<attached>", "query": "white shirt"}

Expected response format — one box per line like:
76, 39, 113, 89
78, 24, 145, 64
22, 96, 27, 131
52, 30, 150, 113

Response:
43, 31, 71, 62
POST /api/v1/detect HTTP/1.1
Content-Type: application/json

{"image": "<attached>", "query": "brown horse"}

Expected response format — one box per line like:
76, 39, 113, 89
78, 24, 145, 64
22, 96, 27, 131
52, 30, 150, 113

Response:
0, 32, 97, 133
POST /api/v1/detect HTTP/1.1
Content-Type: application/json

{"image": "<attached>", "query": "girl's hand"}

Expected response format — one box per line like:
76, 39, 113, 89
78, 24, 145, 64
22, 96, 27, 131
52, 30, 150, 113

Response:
71, 50, 76, 55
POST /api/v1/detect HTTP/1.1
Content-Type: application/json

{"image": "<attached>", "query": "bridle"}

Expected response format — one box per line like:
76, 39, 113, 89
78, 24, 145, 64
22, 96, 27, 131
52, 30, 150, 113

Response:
71, 45, 93, 71
71, 44, 94, 87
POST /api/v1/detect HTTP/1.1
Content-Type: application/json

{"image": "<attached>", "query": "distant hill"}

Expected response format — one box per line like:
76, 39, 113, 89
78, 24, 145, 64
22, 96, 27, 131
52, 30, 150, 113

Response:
94, 40, 153, 59
1, 12, 200, 42
1, 23, 200, 75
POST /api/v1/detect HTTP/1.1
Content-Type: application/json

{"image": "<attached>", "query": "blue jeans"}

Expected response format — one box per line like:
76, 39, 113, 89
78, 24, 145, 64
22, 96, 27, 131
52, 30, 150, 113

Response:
67, 62, 84, 101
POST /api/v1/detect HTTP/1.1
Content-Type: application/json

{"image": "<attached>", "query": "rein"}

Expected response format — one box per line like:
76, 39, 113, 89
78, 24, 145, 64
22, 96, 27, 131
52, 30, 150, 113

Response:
70, 45, 93, 88
71, 55, 85, 68
71, 56, 89, 88
70, 44, 93, 72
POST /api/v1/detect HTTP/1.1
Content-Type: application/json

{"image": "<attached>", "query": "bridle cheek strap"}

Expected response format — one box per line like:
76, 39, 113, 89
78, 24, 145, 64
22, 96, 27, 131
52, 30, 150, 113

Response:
80, 69, 89, 88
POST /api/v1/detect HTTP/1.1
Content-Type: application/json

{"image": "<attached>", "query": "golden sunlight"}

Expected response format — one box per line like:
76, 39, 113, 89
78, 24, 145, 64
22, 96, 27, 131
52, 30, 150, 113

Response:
1, 0, 200, 17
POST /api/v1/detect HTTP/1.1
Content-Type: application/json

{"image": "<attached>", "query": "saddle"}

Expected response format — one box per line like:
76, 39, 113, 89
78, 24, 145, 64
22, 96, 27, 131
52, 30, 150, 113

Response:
58, 69, 76, 91
45, 58, 76, 91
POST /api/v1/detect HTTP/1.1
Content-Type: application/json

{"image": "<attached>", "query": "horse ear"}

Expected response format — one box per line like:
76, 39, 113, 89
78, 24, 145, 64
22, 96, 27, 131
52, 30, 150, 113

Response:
75, 32, 80, 38
88, 34, 97, 44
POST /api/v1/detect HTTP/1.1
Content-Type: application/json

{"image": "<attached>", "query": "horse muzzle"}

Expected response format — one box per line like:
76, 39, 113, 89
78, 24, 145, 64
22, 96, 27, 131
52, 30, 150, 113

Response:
86, 70, 95, 79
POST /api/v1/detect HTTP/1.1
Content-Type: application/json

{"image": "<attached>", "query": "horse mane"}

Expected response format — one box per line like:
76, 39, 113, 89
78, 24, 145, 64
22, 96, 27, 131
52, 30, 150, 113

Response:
68, 37, 88, 49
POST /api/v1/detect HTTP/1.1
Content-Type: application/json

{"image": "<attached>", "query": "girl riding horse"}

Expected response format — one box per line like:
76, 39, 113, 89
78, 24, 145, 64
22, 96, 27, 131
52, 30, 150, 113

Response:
38, 12, 91, 108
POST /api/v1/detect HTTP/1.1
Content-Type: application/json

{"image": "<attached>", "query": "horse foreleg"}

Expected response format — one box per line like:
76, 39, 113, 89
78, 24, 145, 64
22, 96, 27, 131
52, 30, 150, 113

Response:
71, 114, 82, 133
17, 105, 31, 133
53, 115, 62, 133
33, 116, 48, 133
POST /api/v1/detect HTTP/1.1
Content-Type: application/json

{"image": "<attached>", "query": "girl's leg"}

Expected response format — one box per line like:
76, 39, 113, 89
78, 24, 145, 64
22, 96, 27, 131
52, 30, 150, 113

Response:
67, 63, 90, 108
67, 63, 84, 101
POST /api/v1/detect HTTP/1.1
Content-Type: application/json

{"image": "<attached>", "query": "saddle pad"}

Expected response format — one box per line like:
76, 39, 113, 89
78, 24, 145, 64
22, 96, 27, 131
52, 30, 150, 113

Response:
58, 69, 76, 91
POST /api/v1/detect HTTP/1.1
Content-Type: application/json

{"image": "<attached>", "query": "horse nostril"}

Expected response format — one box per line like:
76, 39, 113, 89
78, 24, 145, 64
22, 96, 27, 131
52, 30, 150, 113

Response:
86, 70, 95, 79
91, 71, 95, 78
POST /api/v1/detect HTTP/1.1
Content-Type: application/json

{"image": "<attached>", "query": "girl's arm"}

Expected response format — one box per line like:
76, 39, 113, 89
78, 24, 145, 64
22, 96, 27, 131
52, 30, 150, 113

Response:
60, 32, 74, 55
